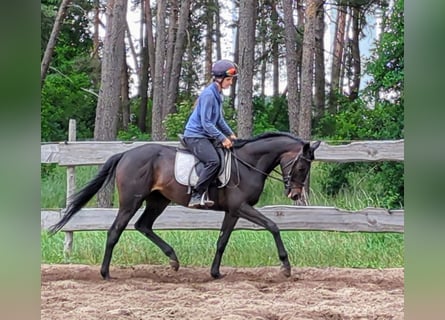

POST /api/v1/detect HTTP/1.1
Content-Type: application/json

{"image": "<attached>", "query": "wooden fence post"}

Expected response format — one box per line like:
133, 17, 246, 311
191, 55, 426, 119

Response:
64, 119, 76, 258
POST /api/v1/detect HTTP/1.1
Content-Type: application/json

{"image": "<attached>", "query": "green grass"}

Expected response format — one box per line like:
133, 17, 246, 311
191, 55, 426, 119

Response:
41, 163, 404, 268
41, 230, 403, 268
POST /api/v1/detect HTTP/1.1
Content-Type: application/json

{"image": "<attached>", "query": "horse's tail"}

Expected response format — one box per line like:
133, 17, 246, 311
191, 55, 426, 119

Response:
48, 152, 125, 235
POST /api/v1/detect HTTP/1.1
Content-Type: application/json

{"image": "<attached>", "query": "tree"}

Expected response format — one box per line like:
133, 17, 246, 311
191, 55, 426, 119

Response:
313, 1, 326, 120
138, 0, 156, 133
94, 0, 128, 207
204, 0, 215, 81
41, 0, 72, 87
165, 0, 191, 116
270, 0, 280, 97
282, 0, 300, 134
328, 5, 346, 113
151, 0, 167, 140
314, 0, 404, 208
299, 0, 322, 140
162, 0, 179, 118
237, 0, 257, 138
347, 5, 361, 101
41, 0, 96, 142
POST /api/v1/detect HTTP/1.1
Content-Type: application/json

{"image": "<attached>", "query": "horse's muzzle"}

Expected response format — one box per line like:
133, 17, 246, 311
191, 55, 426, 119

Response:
287, 186, 303, 201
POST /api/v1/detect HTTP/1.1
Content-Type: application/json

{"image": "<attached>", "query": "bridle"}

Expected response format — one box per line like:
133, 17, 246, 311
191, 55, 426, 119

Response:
229, 148, 311, 190
281, 153, 312, 190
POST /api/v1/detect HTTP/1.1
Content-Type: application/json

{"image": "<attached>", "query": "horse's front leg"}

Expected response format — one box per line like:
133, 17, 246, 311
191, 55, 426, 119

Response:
238, 202, 291, 277
210, 211, 239, 279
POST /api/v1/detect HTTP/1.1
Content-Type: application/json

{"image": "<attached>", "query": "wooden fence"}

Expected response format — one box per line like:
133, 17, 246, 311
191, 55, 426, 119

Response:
41, 120, 404, 253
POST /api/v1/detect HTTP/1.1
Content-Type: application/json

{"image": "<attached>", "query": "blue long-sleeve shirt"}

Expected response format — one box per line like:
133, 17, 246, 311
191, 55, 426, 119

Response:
183, 82, 234, 142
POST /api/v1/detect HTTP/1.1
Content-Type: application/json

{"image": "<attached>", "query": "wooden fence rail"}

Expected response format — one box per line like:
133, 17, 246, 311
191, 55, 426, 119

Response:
41, 206, 404, 233
41, 139, 404, 165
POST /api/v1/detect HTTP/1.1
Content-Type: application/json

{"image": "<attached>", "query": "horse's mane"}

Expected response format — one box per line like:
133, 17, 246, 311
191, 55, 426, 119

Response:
233, 131, 304, 148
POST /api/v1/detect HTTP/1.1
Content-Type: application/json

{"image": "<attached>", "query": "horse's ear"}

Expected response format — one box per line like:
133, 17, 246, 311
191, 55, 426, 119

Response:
303, 142, 310, 153
311, 140, 321, 151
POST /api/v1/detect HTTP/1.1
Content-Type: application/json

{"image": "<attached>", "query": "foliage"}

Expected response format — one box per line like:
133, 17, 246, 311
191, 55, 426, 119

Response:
41, 0, 98, 142
163, 100, 195, 139
252, 96, 289, 135
41, 0, 94, 57
314, 101, 404, 209
313, 0, 404, 208
364, 0, 404, 105
41, 70, 97, 142
117, 124, 151, 141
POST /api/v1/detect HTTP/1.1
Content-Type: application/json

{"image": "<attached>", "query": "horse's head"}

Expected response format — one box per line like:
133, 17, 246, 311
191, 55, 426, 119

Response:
281, 140, 321, 201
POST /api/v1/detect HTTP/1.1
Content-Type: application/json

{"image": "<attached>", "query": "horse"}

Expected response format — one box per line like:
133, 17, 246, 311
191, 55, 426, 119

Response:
49, 132, 321, 279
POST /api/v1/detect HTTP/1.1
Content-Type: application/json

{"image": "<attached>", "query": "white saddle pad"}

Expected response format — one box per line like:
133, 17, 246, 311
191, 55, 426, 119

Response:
174, 150, 231, 187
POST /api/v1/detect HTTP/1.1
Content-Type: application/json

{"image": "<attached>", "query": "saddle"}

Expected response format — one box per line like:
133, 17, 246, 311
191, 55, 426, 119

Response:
174, 135, 231, 191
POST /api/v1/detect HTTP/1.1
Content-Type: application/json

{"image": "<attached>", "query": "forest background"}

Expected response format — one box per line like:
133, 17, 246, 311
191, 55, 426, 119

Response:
40, 0, 404, 209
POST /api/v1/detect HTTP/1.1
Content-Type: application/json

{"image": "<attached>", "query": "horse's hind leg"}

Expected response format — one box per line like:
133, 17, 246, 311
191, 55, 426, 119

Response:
210, 211, 239, 279
100, 198, 143, 280
134, 191, 179, 271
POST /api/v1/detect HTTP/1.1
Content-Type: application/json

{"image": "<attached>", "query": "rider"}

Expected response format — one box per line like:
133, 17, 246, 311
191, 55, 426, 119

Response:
183, 59, 238, 208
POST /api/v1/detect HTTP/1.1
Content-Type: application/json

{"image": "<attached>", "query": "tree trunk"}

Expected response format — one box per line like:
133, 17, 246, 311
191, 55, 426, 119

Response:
215, 1, 222, 61
237, 0, 256, 138
138, 0, 156, 133
348, 6, 361, 101
41, 0, 72, 87
271, 0, 279, 97
340, 8, 352, 95
313, 1, 326, 120
205, 0, 214, 83
229, 18, 239, 108
328, 6, 346, 114
299, 0, 320, 141
94, 0, 128, 207
92, 0, 101, 59
282, 0, 300, 135
121, 50, 130, 131
165, 0, 191, 116
151, 0, 167, 141
162, 0, 178, 118
138, 46, 149, 132
260, 39, 266, 97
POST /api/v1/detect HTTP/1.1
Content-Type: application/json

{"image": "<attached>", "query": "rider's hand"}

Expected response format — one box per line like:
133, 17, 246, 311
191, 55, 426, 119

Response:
222, 137, 233, 149
229, 134, 237, 141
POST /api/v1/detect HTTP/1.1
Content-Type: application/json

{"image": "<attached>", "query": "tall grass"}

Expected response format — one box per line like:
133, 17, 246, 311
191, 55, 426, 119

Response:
41, 163, 404, 268
41, 230, 403, 268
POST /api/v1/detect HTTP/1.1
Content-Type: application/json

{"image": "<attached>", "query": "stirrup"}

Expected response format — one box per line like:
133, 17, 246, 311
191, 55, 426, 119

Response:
188, 192, 214, 208
202, 191, 214, 207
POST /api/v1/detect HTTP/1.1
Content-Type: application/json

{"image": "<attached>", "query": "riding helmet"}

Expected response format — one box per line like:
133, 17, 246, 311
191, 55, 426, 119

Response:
211, 60, 239, 78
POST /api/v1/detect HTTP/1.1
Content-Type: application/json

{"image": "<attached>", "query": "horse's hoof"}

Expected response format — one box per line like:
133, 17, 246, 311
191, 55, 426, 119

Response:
100, 270, 111, 280
101, 274, 111, 280
280, 266, 291, 277
211, 271, 224, 279
169, 260, 180, 271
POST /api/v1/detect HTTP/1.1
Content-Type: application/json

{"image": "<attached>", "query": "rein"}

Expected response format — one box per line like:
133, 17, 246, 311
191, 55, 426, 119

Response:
229, 148, 308, 188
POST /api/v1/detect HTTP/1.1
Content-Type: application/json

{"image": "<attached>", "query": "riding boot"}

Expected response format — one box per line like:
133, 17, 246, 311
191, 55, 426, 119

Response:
188, 190, 203, 208
188, 190, 215, 208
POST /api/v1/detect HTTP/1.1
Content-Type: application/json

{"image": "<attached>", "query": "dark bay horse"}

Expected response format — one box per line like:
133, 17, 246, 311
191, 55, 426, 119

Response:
49, 132, 321, 279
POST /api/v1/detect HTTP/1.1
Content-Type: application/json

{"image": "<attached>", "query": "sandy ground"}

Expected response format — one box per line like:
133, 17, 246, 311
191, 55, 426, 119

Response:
41, 264, 403, 320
